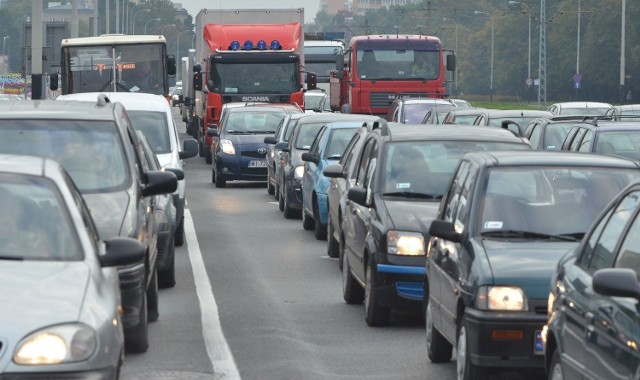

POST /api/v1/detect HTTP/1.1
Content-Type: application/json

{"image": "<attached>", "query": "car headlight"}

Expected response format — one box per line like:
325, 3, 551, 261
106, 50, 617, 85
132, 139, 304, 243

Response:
14, 323, 97, 365
294, 165, 305, 180
387, 230, 425, 256
220, 139, 235, 155
476, 286, 527, 311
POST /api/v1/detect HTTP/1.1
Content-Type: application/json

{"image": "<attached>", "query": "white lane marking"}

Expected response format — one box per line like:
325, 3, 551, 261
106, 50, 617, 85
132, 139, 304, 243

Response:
184, 209, 241, 379
267, 201, 278, 205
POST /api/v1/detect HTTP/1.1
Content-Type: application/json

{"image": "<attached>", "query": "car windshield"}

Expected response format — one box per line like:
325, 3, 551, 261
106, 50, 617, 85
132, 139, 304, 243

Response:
543, 124, 574, 150
324, 128, 358, 160
224, 111, 286, 134
0, 174, 81, 261
595, 131, 640, 160
480, 167, 640, 238
127, 110, 171, 154
304, 94, 325, 110
294, 122, 325, 150
383, 141, 530, 198
0, 120, 129, 193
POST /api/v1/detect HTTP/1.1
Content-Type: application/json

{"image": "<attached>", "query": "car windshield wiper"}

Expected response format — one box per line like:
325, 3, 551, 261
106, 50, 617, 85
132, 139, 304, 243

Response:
481, 230, 581, 241
0, 255, 24, 261
246, 130, 276, 134
382, 191, 442, 200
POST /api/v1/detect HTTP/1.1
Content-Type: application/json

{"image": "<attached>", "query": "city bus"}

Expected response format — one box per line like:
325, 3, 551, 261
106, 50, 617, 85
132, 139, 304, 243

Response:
51, 34, 176, 97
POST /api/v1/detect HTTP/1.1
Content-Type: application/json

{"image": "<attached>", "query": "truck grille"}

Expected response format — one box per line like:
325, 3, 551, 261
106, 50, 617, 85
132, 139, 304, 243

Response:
370, 92, 429, 108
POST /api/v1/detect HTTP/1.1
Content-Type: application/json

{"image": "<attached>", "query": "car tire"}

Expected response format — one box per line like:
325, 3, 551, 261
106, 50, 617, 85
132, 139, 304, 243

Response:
457, 317, 488, 380
158, 235, 176, 289
211, 165, 216, 184
198, 139, 206, 158
365, 256, 390, 326
283, 184, 298, 219
267, 177, 275, 195
205, 149, 212, 164
303, 211, 315, 230
548, 349, 564, 380
124, 292, 149, 353
342, 253, 364, 304
274, 180, 280, 201
327, 220, 339, 258
313, 201, 327, 240
426, 302, 453, 362
174, 217, 185, 247
147, 270, 159, 323
278, 186, 285, 211
215, 167, 226, 188
339, 231, 346, 271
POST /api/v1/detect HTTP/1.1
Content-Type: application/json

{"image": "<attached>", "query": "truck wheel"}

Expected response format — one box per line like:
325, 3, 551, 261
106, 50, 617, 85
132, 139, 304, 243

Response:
267, 180, 275, 195
215, 168, 226, 188
198, 139, 206, 157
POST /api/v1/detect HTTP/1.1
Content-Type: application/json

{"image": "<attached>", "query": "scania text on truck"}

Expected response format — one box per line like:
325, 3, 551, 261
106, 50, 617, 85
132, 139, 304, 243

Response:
330, 34, 455, 116
50, 34, 176, 98
192, 8, 315, 164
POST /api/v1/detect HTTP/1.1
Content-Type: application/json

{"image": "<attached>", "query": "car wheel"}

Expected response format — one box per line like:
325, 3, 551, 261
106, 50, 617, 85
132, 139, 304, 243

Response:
274, 180, 280, 201
302, 210, 315, 230
211, 165, 216, 184
124, 291, 149, 353
215, 167, 226, 188
327, 219, 339, 258
365, 256, 390, 326
339, 231, 346, 271
548, 349, 564, 380
342, 252, 364, 304
426, 302, 453, 362
158, 235, 176, 289
205, 149, 212, 164
278, 186, 285, 211
457, 318, 487, 380
283, 184, 298, 219
313, 201, 327, 240
147, 269, 159, 323
267, 178, 275, 195
174, 216, 184, 247
198, 139, 205, 158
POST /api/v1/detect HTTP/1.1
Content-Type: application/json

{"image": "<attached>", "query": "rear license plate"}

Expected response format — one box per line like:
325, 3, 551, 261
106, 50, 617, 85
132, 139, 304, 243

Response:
248, 160, 267, 168
534, 330, 544, 355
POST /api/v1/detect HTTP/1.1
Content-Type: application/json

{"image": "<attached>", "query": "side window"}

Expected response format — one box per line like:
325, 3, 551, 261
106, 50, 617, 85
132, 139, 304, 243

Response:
578, 130, 594, 152
584, 192, 640, 273
355, 138, 376, 187
474, 115, 484, 125
569, 128, 586, 151
309, 127, 326, 156
443, 161, 470, 222
528, 124, 541, 150
453, 162, 478, 231
341, 134, 360, 170
615, 208, 640, 278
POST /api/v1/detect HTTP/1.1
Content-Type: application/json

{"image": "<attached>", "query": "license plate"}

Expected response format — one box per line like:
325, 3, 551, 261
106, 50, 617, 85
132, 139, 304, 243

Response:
534, 330, 544, 355
248, 160, 267, 168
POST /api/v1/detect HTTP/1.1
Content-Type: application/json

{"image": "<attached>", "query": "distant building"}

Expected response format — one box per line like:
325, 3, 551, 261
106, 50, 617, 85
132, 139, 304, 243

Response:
319, 0, 352, 15
353, 0, 422, 15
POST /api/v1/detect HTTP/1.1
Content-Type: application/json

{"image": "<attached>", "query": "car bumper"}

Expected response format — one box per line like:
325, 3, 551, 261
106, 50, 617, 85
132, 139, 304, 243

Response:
217, 155, 268, 182
0, 366, 119, 380
464, 307, 547, 369
117, 263, 146, 329
374, 254, 427, 308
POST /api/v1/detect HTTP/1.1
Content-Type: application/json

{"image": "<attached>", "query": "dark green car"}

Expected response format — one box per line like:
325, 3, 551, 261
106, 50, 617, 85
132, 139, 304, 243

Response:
425, 151, 640, 380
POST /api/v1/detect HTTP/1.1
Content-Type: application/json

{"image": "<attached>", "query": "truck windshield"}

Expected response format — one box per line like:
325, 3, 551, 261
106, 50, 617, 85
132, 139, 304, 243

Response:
212, 62, 299, 95
62, 43, 166, 95
356, 49, 440, 81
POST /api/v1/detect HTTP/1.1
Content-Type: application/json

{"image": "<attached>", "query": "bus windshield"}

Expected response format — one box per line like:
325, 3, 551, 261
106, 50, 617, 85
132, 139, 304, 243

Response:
62, 43, 167, 95
211, 62, 299, 95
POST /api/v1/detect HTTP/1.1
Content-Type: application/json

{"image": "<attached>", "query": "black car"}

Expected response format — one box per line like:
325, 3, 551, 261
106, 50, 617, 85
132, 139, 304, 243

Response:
425, 151, 640, 379
544, 181, 640, 380
276, 113, 379, 218
264, 113, 305, 197
340, 124, 532, 327
560, 120, 640, 160
0, 96, 177, 353
209, 104, 301, 187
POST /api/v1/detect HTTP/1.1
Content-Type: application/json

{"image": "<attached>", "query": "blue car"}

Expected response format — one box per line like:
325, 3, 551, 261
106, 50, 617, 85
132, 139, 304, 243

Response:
301, 121, 365, 240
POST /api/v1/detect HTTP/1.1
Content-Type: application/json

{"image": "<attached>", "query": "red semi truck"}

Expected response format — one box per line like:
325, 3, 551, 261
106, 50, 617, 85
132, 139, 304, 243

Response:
330, 34, 455, 116
193, 9, 314, 163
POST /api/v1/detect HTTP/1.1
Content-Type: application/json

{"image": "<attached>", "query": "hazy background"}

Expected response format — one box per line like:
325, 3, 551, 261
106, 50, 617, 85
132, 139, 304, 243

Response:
175, 0, 320, 23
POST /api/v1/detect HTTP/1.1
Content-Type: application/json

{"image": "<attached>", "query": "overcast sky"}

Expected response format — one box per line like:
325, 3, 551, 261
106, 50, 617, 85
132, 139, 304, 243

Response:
174, 0, 320, 23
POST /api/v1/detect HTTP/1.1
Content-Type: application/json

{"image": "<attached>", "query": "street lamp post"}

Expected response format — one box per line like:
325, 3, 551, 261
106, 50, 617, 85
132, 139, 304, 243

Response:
2, 36, 9, 73
132, 8, 150, 35
145, 18, 161, 35
442, 18, 458, 97
475, 11, 494, 102
176, 30, 195, 81
509, 1, 532, 103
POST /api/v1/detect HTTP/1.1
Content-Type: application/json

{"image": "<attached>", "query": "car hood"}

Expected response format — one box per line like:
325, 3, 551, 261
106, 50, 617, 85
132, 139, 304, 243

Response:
0, 261, 89, 331
480, 240, 578, 298
384, 199, 440, 233
223, 134, 271, 146
83, 191, 130, 239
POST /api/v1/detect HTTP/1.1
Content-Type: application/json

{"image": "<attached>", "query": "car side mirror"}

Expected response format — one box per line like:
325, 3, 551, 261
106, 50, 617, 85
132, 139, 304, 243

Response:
348, 186, 368, 207
180, 138, 198, 159
163, 167, 185, 180
100, 237, 145, 267
593, 268, 640, 300
429, 220, 461, 243
264, 136, 278, 144
323, 164, 345, 178
301, 152, 319, 164
167, 55, 177, 76
142, 171, 177, 197
274, 142, 289, 151
446, 54, 456, 72
207, 127, 219, 137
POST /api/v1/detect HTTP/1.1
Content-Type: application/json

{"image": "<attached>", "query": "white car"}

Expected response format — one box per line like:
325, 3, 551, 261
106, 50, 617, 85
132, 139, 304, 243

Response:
56, 92, 198, 252
547, 101, 614, 116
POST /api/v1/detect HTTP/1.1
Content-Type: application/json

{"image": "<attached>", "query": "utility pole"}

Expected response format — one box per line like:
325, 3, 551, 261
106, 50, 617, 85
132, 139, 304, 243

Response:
538, 0, 546, 109
31, 0, 43, 99
620, 0, 626, 104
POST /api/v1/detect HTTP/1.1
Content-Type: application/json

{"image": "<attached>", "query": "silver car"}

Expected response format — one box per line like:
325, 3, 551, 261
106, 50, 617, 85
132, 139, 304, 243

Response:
0, 154, 144, 378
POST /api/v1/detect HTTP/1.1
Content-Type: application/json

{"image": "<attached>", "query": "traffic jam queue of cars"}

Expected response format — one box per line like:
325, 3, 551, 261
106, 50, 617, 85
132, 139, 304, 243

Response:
0, 94, 197, 377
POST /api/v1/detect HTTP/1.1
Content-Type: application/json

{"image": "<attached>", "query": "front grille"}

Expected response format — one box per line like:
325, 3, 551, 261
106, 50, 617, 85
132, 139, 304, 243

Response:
370, 92, 430, 108
241, 150, 266, 159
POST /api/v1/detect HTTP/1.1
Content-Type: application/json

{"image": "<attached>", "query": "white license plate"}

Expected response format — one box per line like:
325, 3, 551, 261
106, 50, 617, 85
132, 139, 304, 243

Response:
534, 330, 544, 355
248, 160, 267, 168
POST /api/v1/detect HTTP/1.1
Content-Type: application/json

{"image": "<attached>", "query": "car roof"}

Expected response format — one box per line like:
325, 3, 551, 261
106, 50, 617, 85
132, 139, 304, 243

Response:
296, 113, 381, 124
571, 121, 640, 131
398, 98, 455, 105
0, 98, 119, 121
0, 154, 47, 176
380, 125, 530, 144
464, 150, 640, 169
448, 108, 490, 116
58, 92, 170, 112
481, 110, 554, 117
551, 101, 614, 108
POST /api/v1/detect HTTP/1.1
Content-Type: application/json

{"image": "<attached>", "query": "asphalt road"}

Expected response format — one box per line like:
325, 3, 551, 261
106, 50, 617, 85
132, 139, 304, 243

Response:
119, 106, 537, 380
